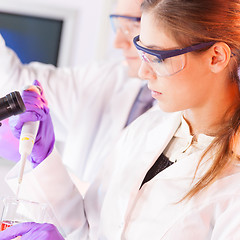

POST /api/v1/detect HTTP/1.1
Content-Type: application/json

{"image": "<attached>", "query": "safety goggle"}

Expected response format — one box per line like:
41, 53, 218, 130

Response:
109, 14, 141, 37
133, 35, 216, 77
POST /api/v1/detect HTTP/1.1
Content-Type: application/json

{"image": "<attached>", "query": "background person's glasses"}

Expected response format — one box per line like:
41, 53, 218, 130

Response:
109, 14, 141, 37
133, 35, 216, 77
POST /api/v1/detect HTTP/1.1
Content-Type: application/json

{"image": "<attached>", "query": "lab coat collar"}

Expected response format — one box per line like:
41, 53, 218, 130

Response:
149, 114, 215, 182
131, 110, 210, 185
175, 115, 215, 150
145, 110, 182, 154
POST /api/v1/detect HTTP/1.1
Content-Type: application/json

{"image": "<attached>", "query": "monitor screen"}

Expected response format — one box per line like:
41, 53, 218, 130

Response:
0, 12, 63, 66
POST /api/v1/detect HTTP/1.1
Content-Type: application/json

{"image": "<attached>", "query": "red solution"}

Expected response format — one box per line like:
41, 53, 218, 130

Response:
0, 221, 13, 231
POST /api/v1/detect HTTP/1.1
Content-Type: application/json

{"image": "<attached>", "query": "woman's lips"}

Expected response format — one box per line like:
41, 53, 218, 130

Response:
151, 90, 162, 98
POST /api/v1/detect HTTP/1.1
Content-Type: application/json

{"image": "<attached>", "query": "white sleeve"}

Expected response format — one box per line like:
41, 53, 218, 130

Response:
211, 195, 240, 239
0, 34, 78, 126
5, 148, 88, 239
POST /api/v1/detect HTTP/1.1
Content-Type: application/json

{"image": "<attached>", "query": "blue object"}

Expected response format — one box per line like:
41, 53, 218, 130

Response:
109, 14, 141, 22
0, 12, 63, 66
125, 84, 153, 126
133, 35, 216, 61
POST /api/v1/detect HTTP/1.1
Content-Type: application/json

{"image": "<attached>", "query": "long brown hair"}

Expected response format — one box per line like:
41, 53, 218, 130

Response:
141, 0, 240, 200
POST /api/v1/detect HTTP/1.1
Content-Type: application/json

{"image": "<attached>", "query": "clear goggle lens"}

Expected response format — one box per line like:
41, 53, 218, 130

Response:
110, 17, 140, 37
138, 50, 186, 77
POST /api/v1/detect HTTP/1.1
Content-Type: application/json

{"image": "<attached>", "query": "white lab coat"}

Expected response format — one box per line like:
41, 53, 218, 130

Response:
6, 109, 240, 239
0, 34, 143, 184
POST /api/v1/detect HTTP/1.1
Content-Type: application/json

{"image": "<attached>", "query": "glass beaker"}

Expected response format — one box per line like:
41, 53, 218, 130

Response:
0, 197, 48, 238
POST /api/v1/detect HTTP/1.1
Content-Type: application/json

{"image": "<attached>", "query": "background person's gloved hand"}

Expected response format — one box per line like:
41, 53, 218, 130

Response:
0, 222, 64, 240
9, 80, 55, 167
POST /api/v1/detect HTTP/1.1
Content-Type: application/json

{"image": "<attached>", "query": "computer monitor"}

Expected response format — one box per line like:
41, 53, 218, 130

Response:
0, 1, 77, 67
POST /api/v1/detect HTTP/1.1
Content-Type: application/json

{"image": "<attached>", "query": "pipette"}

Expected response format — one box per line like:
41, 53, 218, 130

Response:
16, 86, 40, 198
16, 121, 39, 197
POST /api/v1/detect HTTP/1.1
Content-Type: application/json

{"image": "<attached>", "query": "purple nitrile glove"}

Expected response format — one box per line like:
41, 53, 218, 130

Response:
0, 222, 64, 240
9, 80, 55, 167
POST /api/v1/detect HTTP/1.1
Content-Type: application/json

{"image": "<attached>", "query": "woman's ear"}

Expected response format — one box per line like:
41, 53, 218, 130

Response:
209, 42, 231, 73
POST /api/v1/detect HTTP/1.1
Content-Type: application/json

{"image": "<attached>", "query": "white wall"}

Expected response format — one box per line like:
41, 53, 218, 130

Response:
47, 0, 121, 65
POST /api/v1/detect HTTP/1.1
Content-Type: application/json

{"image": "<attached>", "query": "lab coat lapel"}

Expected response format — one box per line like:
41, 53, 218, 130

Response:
123, 151, 212, 239
121, 112, 182, 228
100, 111, 182, 239
145, 111, 182, 153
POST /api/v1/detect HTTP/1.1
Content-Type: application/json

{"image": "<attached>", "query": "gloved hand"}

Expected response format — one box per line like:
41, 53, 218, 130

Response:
0, 222, 64, 240
9, 80, 55, 167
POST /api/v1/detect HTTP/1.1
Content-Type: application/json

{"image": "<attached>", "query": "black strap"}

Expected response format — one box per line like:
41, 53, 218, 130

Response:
140, 153, 173, 189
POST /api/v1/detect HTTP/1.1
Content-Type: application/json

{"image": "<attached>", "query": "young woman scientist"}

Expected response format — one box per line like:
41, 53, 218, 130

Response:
1, 0, 240, 239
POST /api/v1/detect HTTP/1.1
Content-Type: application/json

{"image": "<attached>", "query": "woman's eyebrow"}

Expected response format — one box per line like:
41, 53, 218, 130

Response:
139, 37, 165, 50
141, 42, 165, 50
140, 39, 180, 51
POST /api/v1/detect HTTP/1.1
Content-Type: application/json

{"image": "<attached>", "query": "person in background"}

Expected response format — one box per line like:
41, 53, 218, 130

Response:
2, 0, 240, 239
0, 0, 155, 190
